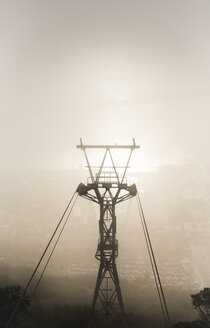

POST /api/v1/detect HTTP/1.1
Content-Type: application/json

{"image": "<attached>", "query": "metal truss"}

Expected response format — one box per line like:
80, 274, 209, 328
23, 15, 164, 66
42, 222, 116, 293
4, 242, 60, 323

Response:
76, 139, 139, 328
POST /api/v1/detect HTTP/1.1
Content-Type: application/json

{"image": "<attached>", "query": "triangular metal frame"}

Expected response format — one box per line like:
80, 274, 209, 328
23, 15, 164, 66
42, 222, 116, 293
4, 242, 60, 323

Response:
76, 139, 139, 328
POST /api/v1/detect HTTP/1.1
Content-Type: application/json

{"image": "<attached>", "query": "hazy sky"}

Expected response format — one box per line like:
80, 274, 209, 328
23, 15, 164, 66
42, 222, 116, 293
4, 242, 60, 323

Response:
1, 0, 210, 170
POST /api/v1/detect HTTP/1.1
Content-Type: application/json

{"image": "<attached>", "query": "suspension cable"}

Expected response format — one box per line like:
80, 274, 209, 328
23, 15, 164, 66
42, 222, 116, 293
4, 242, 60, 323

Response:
136, 196, 168, 328
5, 190, 77, 328
136, 191, 171, 328
31, 194, 78, 299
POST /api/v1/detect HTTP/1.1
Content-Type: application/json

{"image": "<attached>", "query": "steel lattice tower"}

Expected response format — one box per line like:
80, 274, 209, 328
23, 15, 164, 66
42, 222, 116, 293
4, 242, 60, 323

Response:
76, 139, 139, 328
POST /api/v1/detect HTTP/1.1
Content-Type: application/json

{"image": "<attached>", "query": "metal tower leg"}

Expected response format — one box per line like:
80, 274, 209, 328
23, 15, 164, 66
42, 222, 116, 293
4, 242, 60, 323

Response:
76, 139, 139, 328
89, 264, 128, 328
88, 202, 128, 328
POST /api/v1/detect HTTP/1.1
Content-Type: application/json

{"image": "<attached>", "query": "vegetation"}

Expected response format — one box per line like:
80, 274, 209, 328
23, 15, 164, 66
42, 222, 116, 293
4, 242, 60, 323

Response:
0, 285, 163, 328
0, 285, 30, 327
3, 285, 210, 328
173, 289, 210, 328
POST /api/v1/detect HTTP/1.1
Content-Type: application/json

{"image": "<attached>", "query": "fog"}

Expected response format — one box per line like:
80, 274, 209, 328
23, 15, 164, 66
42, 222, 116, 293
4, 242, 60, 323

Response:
1, 166, 210, 325
1, 0, 210, 170
1, 0, 210, 327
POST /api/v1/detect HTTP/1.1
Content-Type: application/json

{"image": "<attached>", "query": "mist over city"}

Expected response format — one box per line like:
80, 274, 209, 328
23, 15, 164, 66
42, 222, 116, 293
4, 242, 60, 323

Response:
1, 164, 210, 327
1, 1, 210, 327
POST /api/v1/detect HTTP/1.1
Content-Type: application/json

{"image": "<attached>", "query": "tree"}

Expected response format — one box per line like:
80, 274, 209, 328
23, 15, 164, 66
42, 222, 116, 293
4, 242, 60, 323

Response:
191, 288, 210, 323
0, 285, 30, 328
172, 289, 210, 328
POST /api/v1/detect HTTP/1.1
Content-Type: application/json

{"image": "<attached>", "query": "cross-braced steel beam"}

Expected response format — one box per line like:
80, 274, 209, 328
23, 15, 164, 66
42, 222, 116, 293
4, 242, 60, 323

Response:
76, 139, 139, 328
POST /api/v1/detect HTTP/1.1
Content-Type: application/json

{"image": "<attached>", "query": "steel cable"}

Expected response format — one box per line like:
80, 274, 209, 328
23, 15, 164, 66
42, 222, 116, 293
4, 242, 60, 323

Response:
136, 196, 168, 328
136, 192, 171, 328
4, 190, 77, 328
31, 194, 78, 299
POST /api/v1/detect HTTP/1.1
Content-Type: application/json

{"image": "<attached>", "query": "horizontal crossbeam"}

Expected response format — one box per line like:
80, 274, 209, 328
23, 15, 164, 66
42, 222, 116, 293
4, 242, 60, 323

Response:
85, 166, 130, 168
77, 138, 140, 149
77, 145, 139, 149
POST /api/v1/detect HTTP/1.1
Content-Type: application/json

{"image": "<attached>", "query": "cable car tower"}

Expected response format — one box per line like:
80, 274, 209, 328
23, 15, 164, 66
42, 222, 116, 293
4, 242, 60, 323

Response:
76, 138, 139, 328
5, 138, 171, 328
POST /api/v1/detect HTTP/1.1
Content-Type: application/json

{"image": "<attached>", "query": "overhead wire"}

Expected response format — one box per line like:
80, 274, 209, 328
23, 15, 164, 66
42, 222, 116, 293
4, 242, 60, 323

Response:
136, 196, 168, 328
5, 190, 77, 328
31, 194, 78, 299
136, 191, 171, 328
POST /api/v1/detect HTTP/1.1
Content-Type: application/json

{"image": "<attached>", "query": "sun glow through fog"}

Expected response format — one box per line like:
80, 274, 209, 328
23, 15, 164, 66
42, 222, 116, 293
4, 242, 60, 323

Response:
81, 145, 158, 176
132, 153, 158, 172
